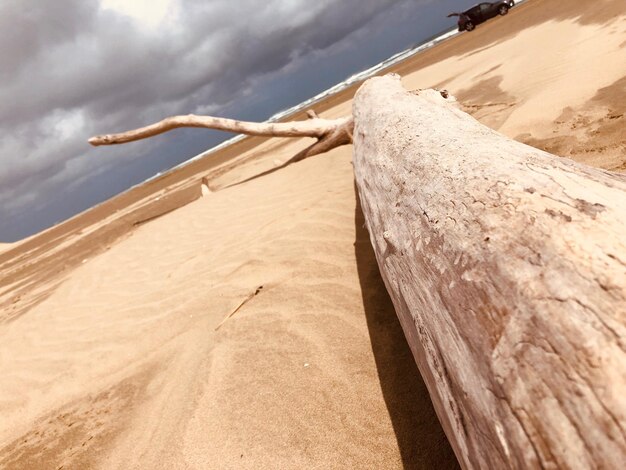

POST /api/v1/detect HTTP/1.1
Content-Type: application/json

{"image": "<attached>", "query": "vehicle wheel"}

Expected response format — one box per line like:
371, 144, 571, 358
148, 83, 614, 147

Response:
465, 21, 475, 31
499, 5, 509, 15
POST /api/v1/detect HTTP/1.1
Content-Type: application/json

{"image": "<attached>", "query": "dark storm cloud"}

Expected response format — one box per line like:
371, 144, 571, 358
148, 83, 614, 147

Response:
0, 0, 464, 241
0, 0, 96, 76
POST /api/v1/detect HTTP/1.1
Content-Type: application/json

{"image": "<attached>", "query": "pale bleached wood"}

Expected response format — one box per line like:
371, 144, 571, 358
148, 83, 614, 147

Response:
88, 114, 352, 144
89, 113, 353, 160
352, 74, 626, 469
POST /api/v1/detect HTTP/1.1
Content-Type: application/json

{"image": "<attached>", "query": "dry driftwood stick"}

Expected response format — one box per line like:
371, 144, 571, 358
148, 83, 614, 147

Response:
89, 113, 353, 160
88, 114, 351, 143
352, 74, 626, 469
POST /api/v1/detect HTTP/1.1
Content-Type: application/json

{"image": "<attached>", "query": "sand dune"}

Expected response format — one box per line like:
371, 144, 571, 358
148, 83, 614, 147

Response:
1, 0, 625, 468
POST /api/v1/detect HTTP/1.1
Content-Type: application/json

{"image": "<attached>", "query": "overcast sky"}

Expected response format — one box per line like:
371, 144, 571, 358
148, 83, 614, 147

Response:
0, 0, 467, 242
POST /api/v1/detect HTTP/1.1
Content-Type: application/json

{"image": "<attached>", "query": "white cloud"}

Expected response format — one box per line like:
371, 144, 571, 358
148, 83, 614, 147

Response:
100, 0, 179, 30
45, 109, 87, 141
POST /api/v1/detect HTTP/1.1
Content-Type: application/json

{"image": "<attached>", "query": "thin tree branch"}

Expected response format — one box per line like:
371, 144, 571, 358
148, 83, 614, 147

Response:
88, 114, 352, 146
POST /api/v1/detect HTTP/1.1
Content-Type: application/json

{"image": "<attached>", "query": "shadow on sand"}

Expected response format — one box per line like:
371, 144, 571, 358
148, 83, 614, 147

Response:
354, 190, 459, 469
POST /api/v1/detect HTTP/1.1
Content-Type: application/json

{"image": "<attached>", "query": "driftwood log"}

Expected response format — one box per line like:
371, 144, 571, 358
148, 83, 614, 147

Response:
352, 75, 626, 469
90, 74, 625, 469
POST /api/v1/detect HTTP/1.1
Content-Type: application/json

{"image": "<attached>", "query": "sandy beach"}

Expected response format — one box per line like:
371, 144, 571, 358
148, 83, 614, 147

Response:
1, 0, 625, 468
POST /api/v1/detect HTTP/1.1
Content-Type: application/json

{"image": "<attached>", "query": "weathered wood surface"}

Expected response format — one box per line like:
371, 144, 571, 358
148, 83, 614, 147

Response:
352, 75, 626, 469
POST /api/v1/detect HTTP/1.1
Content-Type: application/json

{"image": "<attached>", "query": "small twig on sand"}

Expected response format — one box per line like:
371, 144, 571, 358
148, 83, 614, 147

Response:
214, 285, 264, 331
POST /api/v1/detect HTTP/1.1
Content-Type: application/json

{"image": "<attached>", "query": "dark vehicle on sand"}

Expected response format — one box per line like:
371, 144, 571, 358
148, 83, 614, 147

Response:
448, 1, 514, 32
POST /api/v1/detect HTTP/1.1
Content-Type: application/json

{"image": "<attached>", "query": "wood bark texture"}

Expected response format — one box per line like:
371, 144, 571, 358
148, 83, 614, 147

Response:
352, 75, 625, 469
